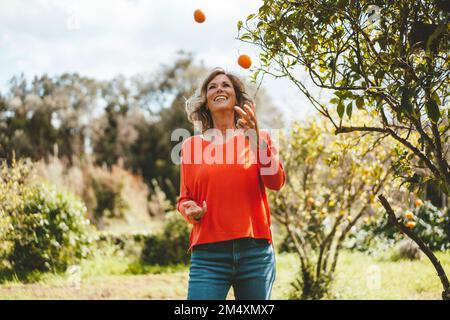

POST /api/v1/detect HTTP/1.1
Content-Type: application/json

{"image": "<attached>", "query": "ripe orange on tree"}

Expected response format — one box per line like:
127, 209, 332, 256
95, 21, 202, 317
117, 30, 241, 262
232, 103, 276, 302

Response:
194, 9, 206, 23
415, 199, 423, 207
405, 211, 414, 220
238, 54, 252, 69
406, 221, 416, 229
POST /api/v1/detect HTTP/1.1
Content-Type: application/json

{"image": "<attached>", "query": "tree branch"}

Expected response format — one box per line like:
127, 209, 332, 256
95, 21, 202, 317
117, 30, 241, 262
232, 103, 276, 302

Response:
378, 194, 450, 300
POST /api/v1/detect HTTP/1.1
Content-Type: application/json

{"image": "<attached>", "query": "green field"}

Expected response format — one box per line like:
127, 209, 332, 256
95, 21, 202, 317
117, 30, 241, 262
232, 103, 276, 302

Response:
1, 248, 448, 300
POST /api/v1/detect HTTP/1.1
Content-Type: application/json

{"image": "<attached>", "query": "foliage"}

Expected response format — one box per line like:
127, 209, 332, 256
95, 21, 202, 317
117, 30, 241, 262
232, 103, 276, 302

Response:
242, 0, 450, 299
289, 266, 333, 300
94, 210, 190, 268
140, 210, 191, 266
240, 0, 450, 196
0, 73, 99, 162
0, 159, 93, 278
268, 113, 396, 299
393, 239, 422, 261
0, 52, 286, 206
355, 201, 450, 252
88, 164, 129, 224
36, 155, 156, 232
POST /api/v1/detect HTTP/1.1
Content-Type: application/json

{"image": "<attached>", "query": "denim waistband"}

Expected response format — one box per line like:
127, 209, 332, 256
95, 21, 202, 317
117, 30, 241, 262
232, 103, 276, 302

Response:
193, 237, 269, 251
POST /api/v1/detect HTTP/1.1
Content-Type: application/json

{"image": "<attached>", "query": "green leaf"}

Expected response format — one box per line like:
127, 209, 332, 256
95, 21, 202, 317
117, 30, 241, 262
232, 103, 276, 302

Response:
431, 92, 441, 106
375, 69, 385, 81
240, 33, 252, 41
346, 102, 353, 119
356, 97, 364, 109
330, 97, 339, 104
246, 13, 255, 21
425, 98, 441, 123
337, 101, 345, 119
237, 20, 243, 32
399, 86, 413, 115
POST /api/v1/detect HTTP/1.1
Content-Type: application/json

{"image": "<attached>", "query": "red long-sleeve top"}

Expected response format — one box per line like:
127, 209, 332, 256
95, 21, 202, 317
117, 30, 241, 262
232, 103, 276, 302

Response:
177, 129, 286, 254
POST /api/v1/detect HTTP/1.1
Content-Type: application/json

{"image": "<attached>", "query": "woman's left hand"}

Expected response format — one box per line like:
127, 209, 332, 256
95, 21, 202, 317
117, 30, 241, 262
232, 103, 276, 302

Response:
234, 103, 260, 149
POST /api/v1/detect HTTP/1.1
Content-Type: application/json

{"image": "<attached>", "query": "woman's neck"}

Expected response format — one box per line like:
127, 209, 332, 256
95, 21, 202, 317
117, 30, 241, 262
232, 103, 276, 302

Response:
211, 115, 236, 136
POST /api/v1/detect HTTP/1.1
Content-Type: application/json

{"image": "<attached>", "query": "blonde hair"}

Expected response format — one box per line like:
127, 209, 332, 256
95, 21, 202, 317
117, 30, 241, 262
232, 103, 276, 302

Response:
185, 68, 254, 133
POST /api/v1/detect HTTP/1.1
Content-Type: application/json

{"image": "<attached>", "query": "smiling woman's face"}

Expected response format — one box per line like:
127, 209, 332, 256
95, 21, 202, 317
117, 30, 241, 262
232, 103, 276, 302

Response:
206, 74, 237, 113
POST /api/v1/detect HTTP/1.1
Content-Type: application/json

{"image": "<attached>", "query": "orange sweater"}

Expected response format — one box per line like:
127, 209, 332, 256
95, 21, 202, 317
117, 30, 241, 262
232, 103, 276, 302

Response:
177, 129, 286, 254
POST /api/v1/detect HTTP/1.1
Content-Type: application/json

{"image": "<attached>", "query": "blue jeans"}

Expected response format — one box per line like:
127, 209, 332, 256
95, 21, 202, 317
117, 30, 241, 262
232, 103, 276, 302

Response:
187, 237, 276, 300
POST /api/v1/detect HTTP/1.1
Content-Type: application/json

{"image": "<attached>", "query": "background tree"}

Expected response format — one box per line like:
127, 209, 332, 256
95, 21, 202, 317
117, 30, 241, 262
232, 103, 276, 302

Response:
0, 51, 286, 206
0, 73, 100, 162
270, 113, 394, 299
241, 0, 450, 299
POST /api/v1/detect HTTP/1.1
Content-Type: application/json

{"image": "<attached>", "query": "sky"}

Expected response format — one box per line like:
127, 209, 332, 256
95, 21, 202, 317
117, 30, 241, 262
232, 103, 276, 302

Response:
0, 0, 327, 126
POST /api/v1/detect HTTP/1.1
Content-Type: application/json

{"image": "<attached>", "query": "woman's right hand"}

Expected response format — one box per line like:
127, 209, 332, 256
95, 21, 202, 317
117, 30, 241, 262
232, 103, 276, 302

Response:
181, 200, 207, 224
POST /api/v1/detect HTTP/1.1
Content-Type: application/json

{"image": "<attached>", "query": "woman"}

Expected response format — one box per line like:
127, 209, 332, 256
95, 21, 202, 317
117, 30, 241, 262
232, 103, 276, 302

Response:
177, 68, 286, 300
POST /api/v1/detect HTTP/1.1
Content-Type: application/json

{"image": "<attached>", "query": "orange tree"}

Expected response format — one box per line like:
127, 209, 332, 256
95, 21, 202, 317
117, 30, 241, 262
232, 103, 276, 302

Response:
240, 0, 450, 299
269, 113, 394, 299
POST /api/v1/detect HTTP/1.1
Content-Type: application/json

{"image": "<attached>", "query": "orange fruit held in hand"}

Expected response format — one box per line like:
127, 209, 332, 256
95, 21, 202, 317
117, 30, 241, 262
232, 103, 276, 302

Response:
405, 211, 414, 220
194, 9, 206, 23
406, 221, 416, 229
238, 54, 252, 69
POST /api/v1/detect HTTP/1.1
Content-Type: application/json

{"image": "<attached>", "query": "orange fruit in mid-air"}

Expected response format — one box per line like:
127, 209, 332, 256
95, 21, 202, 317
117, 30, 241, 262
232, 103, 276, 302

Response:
238, 54, 252, 69
406, 221, 416, 229
194, 9, 206, 23
405, 211, 414, 220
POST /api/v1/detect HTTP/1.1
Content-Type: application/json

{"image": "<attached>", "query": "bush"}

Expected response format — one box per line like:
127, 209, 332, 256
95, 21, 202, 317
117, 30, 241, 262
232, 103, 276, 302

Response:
93, 211, 191, 267
95, 230, 151, 259
413, 203, 450, 251
0, 159, 93, 276
392, 239, 421, 261
289, 266, 333, 300
140, 211, 190, 265
90, 173, 129, 222
346, 201, 450, 253
36, 156, 155, 232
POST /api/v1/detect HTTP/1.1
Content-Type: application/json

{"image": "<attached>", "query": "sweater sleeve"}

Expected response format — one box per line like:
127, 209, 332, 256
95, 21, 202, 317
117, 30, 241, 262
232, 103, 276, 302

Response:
258, 130, 286, 191
177, 144, 195, 224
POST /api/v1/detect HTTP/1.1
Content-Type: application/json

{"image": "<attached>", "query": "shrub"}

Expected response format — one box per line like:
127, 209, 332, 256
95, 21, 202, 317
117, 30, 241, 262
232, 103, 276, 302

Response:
90, 173, 128, 221
413, 203, 450, 251
93, 211, 190, 267
140, 211, 190, 265
392, 239, 421, 261
289, 266, 333, 300
350, 201, 450, 253
0, 159, 93, 276
95, 230, 151, 259
36, 156, 155, 232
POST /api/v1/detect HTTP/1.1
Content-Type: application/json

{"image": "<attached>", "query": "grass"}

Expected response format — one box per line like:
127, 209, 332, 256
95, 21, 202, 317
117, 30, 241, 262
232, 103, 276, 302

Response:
330, 250, 450, 299
0, 247, 449, 300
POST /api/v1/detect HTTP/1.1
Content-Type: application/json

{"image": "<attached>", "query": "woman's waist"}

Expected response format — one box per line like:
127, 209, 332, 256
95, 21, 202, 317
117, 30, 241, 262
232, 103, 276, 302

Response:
193, 236, 270, 251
